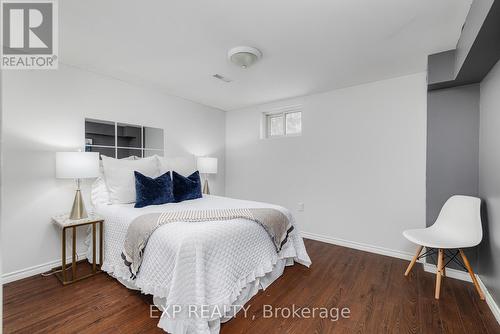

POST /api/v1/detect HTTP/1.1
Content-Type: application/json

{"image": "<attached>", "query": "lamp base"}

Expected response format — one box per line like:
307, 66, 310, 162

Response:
202, 179, 210, 195
70, 189, 88, 220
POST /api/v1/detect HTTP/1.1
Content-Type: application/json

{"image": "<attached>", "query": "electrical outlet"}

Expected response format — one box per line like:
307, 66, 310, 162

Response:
297, 202, 304, 212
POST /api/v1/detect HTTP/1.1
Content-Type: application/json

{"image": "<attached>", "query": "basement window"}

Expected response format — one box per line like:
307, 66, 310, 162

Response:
265, 106, 302, 138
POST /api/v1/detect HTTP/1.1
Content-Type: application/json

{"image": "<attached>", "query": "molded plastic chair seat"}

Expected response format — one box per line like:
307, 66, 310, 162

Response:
403, 222, 480, 249
404, 195, 482, 249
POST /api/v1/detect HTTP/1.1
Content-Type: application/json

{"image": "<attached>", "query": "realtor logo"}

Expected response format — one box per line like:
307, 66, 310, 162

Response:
1, 0, 58, 69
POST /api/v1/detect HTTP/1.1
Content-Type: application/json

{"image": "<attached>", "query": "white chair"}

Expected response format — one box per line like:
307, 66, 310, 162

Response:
403, 195, 485, 300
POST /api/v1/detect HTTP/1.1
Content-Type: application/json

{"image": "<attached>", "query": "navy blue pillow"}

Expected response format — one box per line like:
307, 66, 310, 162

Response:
172, 171, 202, 202
134, 171, 174, 208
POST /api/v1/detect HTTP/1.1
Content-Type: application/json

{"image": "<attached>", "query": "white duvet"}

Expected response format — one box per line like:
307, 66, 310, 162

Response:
91, 195, 311, 333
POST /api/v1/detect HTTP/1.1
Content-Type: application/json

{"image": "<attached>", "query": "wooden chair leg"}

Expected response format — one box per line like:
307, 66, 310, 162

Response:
405, 245, 423, 276
459, 249, 485, 300
435, 249, 444, 299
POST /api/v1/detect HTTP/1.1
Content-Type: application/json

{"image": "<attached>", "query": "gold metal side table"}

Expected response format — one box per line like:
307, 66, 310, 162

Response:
52, 213, 104, 285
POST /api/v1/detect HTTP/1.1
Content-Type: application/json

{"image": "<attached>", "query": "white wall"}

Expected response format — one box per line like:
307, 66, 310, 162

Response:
1, 66, 3, 331
226, 72, 427, 256
1, 64, 225, 279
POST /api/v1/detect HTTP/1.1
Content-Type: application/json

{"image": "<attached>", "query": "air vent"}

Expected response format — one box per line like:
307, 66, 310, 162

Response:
212, 74, 232, 82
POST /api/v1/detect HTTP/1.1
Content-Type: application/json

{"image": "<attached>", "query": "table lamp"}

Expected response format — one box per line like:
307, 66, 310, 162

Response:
56, 152, 99, 220
197, 157, 217, 195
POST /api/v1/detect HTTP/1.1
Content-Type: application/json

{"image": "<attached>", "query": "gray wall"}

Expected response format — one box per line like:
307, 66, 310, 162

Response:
428, 50, 456, 85
478, 59, 500, 306
426, 84, 480, 269
454, 0, 493, 76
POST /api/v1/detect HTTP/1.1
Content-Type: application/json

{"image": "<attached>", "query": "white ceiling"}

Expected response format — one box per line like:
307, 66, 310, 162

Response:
60, 0, 472, 111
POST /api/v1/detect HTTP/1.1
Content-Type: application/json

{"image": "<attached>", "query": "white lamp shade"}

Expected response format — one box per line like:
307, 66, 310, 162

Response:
56, 152, 100, 179
197, 157, 218, 174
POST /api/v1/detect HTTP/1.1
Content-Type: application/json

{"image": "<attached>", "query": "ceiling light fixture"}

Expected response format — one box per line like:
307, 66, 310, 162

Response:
228, 46, 262, 69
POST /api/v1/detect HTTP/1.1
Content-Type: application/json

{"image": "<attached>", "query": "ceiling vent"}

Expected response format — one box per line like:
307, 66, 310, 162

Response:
212, 74, 232, 82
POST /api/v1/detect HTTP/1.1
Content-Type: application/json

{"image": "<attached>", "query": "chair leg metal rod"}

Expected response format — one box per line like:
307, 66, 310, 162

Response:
417, 247, 437, 260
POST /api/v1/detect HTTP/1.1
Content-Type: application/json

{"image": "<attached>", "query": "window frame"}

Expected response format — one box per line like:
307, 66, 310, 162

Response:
264, 105, 302, 138
267, 113, 285, 137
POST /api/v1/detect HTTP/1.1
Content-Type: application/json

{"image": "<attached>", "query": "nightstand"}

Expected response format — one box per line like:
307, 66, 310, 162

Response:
52, 213, 104, 285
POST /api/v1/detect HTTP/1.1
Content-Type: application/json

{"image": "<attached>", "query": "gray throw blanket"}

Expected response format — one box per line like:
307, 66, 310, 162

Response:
121, 208, 294, 278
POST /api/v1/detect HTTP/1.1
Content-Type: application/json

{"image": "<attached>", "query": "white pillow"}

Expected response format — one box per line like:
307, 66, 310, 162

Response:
157, 156, 170, 174
99, 154, 137, 168
92, 155, 138, 206
91, 176, 110, 206
101, 155, 160, 204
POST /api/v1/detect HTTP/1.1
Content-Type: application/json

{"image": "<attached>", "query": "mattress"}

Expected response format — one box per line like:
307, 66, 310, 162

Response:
89, 195, 311, 333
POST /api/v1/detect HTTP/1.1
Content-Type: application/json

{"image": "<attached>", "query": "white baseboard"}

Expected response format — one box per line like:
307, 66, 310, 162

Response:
422, 262, 472, 282
477, 275, 500, 325
300, 231, 415, 261
2, 252, 87, 284
300, 230, 473, 282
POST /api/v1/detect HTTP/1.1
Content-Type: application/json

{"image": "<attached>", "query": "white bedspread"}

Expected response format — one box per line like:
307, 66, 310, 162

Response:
91, 195, 311, 333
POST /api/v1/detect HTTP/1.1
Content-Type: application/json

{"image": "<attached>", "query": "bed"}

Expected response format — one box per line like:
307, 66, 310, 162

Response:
88, 185, 311, 334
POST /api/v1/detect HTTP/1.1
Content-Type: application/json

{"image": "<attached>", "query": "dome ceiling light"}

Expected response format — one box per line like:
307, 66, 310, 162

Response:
228, 46, 262, 69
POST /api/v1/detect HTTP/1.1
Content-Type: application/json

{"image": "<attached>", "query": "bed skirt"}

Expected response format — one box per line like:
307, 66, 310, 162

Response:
114, 258, 290, 334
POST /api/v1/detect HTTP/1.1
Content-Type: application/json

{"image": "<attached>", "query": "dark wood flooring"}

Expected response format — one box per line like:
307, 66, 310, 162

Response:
3, 239, 499, 333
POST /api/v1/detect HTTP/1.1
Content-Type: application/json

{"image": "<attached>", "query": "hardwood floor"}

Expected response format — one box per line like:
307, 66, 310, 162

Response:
3, 239, 499, 333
